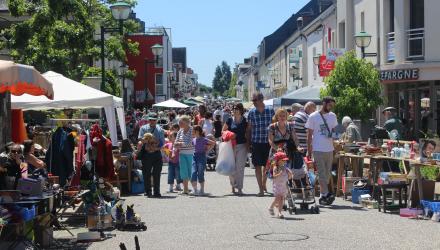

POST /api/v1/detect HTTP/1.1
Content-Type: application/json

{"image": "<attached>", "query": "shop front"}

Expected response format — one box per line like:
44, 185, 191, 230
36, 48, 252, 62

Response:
382, 66, 440, 140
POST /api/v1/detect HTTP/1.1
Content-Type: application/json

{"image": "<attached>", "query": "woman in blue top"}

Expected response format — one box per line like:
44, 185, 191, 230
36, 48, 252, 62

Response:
223, 103, 248, 195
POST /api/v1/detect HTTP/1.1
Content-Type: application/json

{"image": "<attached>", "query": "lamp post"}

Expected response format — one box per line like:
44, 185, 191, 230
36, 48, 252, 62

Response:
166, 70, 174, 99
354, 31, 377, 58
120, 63, 128, 109
100, 1, 132, 91
144, 44, 164, 104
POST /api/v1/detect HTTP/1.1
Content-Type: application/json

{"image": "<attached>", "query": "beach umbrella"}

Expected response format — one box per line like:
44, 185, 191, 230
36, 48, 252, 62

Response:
0, 60, 54, 99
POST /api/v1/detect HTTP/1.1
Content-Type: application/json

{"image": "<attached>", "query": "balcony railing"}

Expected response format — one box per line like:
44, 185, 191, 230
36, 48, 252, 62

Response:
407, 28, 424, 61
386, 32, 395, 62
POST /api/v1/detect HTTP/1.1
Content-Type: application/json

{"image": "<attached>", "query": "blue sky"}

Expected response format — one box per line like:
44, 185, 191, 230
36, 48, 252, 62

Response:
134, 0, 309, 86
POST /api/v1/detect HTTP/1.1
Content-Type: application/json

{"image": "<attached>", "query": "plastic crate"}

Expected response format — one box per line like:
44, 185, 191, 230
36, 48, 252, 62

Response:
351, 188, 370, 204
421, 200, 440, 213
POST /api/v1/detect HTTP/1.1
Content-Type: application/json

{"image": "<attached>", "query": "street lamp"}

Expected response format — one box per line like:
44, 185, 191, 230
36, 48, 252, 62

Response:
144, 44, 164, 103
167, 70, 174, 99
100, 1, 132, 91
313, 54, 321, 66
354, 31, 377, 58
120, 63, 128, 108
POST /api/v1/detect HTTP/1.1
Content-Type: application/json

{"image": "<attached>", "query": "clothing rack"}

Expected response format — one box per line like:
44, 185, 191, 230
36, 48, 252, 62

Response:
47, 118, 99, 175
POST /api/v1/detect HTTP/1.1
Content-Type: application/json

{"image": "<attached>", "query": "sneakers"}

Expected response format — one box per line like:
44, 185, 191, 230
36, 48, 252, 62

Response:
175, 185, 182, 191
169, 185, 174, 193
319, 193, 335, 205
190, 190, 198, 196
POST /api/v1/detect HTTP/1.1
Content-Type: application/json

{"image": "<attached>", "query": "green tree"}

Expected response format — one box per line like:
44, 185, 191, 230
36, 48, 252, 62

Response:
321, 50, 383, 121
1, 0, 140, 96
212, 61, 231, 96
228, 71, 237, 97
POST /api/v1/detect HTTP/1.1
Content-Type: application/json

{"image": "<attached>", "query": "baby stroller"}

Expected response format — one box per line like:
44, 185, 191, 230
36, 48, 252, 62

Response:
206, 142, 218, 171
285, 152, 319, 214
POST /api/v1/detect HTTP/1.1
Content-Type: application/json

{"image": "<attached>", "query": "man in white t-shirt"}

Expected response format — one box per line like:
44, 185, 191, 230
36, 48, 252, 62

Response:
305, 96, 338, 205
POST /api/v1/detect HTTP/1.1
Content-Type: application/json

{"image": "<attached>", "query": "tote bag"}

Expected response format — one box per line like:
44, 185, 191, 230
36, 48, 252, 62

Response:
216, 141, 236, 176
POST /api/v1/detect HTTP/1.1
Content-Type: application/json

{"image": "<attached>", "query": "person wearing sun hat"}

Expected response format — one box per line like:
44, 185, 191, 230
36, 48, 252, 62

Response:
268, 151, 292, 219
137, 112, 165, 197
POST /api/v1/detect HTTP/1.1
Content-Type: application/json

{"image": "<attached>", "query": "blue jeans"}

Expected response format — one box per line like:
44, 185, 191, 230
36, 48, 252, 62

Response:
168, 162, 182, 184
191, 153, 207, 183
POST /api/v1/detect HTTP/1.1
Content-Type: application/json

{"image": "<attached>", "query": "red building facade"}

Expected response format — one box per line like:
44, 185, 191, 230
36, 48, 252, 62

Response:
126, 34, 163, 107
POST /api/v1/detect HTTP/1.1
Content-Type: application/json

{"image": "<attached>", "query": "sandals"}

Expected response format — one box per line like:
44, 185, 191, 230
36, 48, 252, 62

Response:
268, 208, 275, 216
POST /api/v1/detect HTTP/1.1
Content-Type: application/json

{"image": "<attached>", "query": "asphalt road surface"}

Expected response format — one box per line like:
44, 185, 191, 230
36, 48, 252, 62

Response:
54, 167, 440, 250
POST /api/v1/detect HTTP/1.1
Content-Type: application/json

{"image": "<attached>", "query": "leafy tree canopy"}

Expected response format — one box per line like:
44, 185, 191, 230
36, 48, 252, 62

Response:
321, 50, 383, 121
1, 0, 140, 96
212, 61, 231, 96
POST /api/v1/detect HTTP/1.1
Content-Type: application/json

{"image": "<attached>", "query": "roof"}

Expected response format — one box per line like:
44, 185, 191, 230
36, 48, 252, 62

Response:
262, 0, 332, 60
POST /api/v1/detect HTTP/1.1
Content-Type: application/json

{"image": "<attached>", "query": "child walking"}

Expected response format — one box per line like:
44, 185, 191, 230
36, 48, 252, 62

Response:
164, 132, 182, 192
191, 125, 215, 196
269, 152, 293, 219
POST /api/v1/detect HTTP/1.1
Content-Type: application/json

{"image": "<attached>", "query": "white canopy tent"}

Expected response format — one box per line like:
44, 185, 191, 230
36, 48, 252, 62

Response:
153, 99, 189, 108
11, 71, 126, 146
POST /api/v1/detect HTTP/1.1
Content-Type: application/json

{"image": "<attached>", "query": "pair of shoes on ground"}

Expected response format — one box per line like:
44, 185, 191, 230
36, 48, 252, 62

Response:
190, 190, 206, 196
319, 193, 335, 205
268, 208, 284, 219
144, 193, 162, 198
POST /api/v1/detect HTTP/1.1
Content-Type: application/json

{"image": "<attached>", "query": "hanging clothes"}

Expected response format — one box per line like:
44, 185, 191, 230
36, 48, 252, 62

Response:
45, 127, 75, 187
89, 124, 115, 180
71, 134, 87, 187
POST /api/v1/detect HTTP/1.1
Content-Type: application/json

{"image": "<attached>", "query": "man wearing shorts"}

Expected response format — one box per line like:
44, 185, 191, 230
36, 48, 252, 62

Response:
306, 97, 338, 205
247, 93, 275, 197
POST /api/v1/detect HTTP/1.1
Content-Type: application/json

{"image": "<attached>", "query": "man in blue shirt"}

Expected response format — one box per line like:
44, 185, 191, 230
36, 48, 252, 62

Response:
247, 93, 275, 197
137, 112, 165, 197
138, 113, 165, 147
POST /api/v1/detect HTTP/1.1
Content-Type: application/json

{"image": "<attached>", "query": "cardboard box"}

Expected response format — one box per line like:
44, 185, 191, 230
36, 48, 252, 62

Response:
87, 214, 113, 229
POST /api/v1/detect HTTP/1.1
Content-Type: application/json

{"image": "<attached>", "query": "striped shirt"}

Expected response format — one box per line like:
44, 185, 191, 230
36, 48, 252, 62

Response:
293, 110, 309, 148
176, 127, 194, 154
248, 107, 275, 143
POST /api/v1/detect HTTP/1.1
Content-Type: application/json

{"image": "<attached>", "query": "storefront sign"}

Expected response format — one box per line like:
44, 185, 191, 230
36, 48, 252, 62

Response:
380, 68, 419, 82
289, 48, 301, 63
319, 55, 335, 77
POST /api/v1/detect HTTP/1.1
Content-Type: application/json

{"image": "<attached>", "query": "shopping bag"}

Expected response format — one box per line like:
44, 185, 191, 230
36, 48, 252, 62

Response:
216, 141, 236, 176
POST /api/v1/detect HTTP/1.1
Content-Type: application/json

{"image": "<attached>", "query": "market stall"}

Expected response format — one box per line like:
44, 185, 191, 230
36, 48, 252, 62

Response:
335, 139, 440, 217
153, 99, 189, 109
11, 71, 126, 146
277, 85, 322, 106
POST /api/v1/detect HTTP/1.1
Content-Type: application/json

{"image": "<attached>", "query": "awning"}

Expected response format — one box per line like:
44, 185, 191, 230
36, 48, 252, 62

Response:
11, 71, 126, 146
279, 85, 323, 106
153, 99, 189, 108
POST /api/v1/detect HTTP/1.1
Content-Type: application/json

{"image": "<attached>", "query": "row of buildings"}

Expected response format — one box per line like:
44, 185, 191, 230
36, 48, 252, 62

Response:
235, 0, 440, 137
0, 1, 199, 109
124, 28, 199, 108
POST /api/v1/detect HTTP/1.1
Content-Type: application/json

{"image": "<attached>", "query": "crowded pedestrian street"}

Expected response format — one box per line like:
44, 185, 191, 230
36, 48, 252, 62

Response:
1, 0, 440, 249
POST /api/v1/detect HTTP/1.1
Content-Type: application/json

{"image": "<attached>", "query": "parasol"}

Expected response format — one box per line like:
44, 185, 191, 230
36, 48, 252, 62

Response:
0, 60, 54, 99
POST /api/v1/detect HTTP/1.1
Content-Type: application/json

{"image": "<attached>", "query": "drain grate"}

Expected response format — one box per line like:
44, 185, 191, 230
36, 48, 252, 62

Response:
254, 233, 309, 242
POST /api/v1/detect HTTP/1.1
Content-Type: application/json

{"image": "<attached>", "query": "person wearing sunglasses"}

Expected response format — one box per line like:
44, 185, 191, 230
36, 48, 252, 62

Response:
247, 93, 275, 197
0, 144, 24, 190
